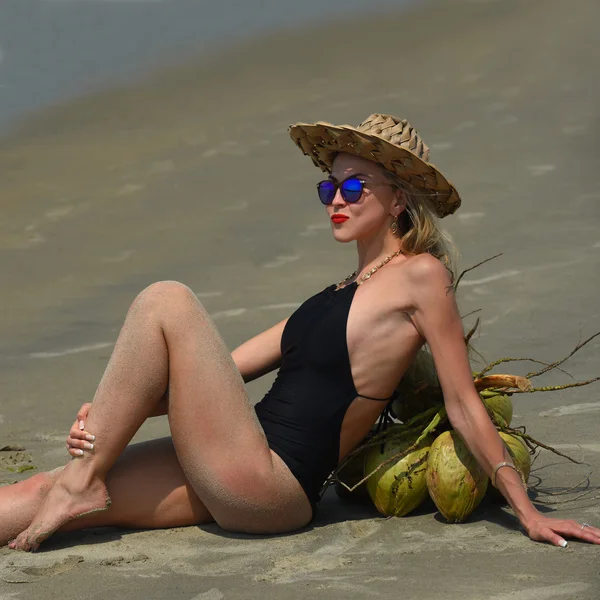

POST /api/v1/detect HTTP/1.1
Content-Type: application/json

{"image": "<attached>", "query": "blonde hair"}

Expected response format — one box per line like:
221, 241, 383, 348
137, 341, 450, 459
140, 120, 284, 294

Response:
385, 172, 458, 282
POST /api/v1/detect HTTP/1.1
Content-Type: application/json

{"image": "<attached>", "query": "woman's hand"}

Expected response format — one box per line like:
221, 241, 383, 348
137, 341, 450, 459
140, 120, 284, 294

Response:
524, 511, 600, 547
66, 402, 95, 457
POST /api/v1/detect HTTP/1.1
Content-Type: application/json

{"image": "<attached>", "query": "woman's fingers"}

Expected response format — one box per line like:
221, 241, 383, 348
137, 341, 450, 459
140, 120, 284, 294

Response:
545, 531, 568, 548
66, 436, 94, 451
65, 403, 95, 457
66, 428, 95, 457
76, 403, 92, 430
575, 521, 600, 536
557, 520, 600, 543
534, 520, 600, 547
69, 427, 96, 442
66, 444, 84, 457
66, 410, 95, 456
66, 438, 95, 457
67, 412, 95, 438
572, 523, 600, 544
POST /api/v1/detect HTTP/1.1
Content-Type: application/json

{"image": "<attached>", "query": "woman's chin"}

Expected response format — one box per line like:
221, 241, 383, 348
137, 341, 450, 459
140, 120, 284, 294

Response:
331, 225, 356, 244
331, 231, 355, 243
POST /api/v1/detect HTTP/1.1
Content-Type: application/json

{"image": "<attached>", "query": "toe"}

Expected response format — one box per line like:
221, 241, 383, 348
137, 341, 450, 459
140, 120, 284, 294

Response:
13, 532, 31, 552
22, 535, 36, 552
22, 540, 34, 552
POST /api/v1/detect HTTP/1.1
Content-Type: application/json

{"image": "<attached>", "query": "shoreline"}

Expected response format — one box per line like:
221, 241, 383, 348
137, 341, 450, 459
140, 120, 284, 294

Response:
0, 0, 417, 137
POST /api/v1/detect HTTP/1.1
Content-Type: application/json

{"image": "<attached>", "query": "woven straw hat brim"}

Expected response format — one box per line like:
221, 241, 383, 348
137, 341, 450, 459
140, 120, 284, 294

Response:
289, 121, 461, 218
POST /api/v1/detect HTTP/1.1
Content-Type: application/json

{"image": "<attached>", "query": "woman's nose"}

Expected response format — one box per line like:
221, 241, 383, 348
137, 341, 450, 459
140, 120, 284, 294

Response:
331, 189, 346, 206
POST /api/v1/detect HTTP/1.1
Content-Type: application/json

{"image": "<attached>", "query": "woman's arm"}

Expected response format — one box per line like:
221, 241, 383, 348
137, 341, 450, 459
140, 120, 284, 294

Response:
405, 254, 600, 547
148, 317, 288, 417
230, 317, 288, 383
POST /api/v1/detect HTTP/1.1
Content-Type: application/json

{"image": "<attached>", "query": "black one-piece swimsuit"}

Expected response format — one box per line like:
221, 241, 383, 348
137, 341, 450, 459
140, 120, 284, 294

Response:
253, 281, 396, 516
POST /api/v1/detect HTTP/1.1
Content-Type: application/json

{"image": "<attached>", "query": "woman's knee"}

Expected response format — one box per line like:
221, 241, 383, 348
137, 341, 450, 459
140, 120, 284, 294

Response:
133, 281, 201, 317
200, 460, 279, 516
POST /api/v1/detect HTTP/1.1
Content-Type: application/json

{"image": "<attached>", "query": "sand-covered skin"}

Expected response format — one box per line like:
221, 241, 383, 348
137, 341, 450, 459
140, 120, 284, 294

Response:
1, 0, 600, 597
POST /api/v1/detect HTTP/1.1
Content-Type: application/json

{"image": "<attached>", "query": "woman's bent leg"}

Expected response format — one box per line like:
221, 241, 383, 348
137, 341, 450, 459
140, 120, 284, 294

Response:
0, 471, 60, 545
0, 438, 212, 546
11, 282, 311, 551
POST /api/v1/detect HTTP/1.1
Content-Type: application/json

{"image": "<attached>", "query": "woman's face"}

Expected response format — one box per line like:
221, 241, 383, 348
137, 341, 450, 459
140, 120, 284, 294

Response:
324, 153, 403, 243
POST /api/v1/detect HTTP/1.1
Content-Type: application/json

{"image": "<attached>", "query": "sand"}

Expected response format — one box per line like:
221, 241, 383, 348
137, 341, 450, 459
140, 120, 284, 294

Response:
1, 0, 599, 597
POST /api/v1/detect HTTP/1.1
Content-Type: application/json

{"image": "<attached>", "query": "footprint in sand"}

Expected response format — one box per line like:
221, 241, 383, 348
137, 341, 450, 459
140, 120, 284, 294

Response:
0, 555, 84, 584
254, 520, 382, 583
98, 554, 149, 567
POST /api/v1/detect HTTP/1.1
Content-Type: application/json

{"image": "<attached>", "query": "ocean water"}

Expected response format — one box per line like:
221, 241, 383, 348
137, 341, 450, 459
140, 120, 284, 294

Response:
0, 0, 417, 134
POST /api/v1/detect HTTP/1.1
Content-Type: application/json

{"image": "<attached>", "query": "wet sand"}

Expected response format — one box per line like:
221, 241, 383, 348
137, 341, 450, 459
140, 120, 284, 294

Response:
1, 0, 600, 597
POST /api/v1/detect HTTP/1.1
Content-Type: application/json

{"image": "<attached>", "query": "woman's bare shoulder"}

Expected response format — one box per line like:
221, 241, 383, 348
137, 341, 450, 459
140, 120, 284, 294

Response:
403, 253, 451, 281
385, 253, 454, 310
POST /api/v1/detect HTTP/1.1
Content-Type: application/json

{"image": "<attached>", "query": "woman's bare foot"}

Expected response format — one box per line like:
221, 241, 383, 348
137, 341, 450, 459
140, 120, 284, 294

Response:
9, 463, 111, 551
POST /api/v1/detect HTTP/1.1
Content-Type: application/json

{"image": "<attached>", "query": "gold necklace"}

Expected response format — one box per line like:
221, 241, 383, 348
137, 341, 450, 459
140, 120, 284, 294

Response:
335, 249, 403, 290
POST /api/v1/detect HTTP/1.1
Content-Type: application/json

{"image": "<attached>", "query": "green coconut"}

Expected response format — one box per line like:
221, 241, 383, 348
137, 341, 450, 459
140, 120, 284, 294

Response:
480, 392, 513, 427
426, 431, 488, 523
364, 431, 433, 517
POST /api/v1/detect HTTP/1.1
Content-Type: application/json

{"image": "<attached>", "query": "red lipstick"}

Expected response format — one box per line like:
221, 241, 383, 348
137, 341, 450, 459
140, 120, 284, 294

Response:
331, 215, 349, 224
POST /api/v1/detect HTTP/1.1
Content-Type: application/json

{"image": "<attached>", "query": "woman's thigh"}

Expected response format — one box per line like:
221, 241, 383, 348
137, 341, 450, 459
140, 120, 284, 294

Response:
143, 282, 312, 533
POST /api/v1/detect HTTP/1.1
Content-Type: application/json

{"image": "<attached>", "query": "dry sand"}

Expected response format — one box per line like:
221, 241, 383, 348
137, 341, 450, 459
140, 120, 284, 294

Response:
1, 0, 600, 597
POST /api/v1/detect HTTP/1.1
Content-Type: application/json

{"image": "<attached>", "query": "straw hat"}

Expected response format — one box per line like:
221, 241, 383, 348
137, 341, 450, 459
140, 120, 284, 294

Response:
288, 114, 461, 218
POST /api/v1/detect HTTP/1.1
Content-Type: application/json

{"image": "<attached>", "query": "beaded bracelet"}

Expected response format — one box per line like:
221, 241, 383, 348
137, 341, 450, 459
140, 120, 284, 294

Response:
491, 461, 526, 488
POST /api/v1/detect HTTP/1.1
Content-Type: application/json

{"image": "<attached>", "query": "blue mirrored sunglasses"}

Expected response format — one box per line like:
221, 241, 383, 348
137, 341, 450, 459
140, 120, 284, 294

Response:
316, 177, 365, 205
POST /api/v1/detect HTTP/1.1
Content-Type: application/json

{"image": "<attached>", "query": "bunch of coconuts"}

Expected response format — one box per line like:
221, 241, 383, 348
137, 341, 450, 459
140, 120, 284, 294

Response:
335, 391, 531, 522
333, 327, 598, 522
335, 259, 600, 522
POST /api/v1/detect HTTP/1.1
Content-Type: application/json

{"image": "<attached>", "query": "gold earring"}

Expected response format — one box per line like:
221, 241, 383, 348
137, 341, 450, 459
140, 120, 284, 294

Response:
390, 217, 399, 235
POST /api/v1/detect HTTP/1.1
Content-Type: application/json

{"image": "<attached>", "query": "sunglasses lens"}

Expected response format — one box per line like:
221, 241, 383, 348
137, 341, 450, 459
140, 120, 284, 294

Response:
341, 178, 363, 203
317, 181, 336, 205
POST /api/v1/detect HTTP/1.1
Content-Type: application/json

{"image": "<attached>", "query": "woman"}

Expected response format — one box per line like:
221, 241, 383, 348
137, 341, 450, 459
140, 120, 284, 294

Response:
3, 114, 599, 552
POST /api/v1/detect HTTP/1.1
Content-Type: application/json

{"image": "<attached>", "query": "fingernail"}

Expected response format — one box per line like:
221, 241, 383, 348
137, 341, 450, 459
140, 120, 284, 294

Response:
74, 449, 84, 456
84, 443, 94, 450
560, 540, 568, 548
79, 420, 85, 430
85, 435, 95, 442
